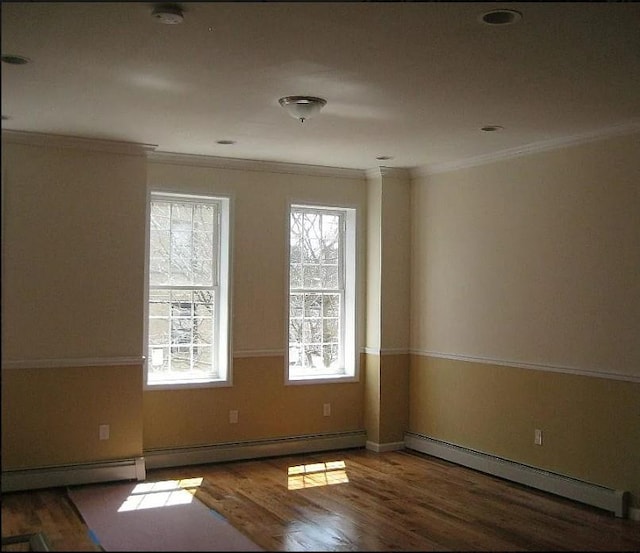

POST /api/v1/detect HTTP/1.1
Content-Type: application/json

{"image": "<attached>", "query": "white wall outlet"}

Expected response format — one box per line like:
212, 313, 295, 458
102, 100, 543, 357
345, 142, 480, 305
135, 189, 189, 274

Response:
534, 428, 543, 446
229, 410, 238, 424
323, 403, 331, 417
99, 424, 110, 440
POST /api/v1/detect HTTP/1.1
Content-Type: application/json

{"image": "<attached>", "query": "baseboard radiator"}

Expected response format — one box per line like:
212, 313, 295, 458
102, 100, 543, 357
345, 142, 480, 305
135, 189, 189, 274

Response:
1, 457, 146, 493
405, 432, 629, 518
145, 430, 367, 469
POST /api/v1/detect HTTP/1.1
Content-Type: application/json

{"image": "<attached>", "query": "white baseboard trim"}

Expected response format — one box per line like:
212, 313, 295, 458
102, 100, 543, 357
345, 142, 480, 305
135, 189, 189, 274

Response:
1, 457, 146, 493
144, 430, 367, 470
629, 506, 640, 521
365, 440, 406, 453
405, 433, 629, 518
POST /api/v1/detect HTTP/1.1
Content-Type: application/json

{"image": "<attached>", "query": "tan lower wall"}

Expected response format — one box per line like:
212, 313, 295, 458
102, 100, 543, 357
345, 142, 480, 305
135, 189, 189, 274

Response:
409, 354, 640, 508
1, 365, 143, 469
363, 353, 409, 446
143, 355, 365, 449
363, 354, 381, 444
379, 354, 409, 444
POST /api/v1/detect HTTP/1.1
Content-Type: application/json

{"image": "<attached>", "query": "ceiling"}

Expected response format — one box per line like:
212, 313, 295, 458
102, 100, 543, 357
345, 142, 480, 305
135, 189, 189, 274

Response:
2, 2, 639, 172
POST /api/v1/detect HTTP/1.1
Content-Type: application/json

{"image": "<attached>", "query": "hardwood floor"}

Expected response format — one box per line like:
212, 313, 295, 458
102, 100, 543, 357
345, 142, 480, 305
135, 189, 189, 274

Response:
2, 448, 639, 551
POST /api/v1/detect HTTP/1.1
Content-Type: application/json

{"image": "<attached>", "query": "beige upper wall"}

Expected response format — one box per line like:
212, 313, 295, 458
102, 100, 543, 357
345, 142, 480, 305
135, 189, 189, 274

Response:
411, 132, 640, 379
365, 168, 412, 352
147, 160, 368, 355
365, 170, 382, 351
380, 170, 411, 351
1, 139, 148, 361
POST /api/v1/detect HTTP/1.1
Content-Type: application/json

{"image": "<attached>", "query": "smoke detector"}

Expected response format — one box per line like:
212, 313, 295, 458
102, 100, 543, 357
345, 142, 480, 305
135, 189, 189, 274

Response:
152, 5, 184, 24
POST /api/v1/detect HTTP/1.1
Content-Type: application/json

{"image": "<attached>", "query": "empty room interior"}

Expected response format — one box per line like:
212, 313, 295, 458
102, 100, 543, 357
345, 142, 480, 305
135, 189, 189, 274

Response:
1, 2, 639, 551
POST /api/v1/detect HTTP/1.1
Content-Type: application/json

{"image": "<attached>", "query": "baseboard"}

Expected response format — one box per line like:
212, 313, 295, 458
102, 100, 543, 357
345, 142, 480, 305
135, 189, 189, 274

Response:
405, 432, 629, 518
1, 457, 146, 493
144, 430, 367, 469
365, 440, 405, 453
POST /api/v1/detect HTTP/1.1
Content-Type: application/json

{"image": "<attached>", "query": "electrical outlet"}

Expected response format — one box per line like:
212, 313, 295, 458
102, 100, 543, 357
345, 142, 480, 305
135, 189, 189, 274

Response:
323, 403, 331, 417
99, 424, 110, 440
229, 410, 238, 424
534, 428, 543, 446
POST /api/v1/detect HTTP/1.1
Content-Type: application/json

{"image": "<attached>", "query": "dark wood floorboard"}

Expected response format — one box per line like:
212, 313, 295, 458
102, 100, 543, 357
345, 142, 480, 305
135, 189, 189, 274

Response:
2, 448, 639, 551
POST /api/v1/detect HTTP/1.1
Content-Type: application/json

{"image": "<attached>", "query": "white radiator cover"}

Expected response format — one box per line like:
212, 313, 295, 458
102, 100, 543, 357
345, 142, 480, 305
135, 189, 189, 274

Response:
1, 457, 146, 493
145, 430, 367, 469
405, 432, 629, 518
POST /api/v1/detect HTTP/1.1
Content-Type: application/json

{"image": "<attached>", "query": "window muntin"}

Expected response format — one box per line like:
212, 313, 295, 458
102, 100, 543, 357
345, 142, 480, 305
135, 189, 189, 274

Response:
287, 204, 356, 382
146, 193, 229, 387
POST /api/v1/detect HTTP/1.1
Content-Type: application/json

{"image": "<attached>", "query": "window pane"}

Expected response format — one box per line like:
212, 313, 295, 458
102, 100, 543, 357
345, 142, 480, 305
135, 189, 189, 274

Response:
303, 264, 322, 289
171, 203, 192, 231
147, 195, 226, 386
150, 202, 171, 230
171, 346, 192, 370
170, 231, 193, 285
193, 204, 214, 230
193, 346, 213, 371
290, 263, 303, 289
288, 206, 351, 377
289, 345, 303, 368
149, 317, 169, 345
323, 318, 338, 343
322, 344, 339, 368
321, 265, 338, 289
323, 294, 340, 317
290, 293, 303, 318
304, 294, 322, 318
149, 346, 170, 371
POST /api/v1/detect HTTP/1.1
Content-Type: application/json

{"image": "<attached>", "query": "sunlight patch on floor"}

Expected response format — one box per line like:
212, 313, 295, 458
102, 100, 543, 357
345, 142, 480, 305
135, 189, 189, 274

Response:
117, 477, 204, 512
287, 460, 349, 490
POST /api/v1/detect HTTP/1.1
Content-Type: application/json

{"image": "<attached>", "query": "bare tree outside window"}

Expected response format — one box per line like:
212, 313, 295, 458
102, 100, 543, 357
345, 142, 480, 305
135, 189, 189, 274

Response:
288, 206, 345, 377
146, 194, 228, 386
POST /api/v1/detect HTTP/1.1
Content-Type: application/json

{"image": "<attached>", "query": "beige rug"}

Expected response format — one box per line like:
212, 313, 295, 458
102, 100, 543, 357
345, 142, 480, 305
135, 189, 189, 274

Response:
68, 479, 263, 551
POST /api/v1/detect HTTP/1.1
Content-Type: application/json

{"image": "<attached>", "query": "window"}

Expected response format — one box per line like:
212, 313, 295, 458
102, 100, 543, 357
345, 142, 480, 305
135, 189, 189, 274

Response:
287, 204, 357, 383
145, 192, 230, 388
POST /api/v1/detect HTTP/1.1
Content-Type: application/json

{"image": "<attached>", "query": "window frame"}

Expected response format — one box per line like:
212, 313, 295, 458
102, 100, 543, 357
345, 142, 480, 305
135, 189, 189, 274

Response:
285, 201, 358, 385
143, 190, 232, 390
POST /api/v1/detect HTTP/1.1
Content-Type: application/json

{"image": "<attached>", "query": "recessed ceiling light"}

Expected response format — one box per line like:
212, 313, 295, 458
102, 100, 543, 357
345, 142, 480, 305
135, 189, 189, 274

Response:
479, 9, 522, 26
376, 155, 394, 161
480, 125, 504, 132
216, 140, 236, 145
152, 4, 184, 24
1, 55, 31, 65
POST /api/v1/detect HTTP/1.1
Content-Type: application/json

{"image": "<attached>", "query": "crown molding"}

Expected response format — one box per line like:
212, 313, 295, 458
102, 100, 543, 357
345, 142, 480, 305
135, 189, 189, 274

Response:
1, 130, 157, 156
148, 150, 366, 180
365, 166, 412, 181
417, 120, 640, 177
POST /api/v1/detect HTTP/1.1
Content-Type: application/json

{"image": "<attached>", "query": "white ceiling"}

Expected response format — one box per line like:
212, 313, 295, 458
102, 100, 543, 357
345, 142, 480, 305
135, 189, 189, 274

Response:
2, 2, 639, 171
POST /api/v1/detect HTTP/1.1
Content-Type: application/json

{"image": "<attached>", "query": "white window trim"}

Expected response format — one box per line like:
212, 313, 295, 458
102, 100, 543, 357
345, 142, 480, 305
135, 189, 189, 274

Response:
143, 190, 232, 390
285, 201, 359, 385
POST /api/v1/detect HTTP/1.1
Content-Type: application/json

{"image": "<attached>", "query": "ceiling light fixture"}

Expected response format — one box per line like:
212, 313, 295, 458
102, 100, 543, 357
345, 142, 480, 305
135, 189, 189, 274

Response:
481, 125, 504, 132
376, 156, 394, 161
216, 140, 236, 145
278, 96, 327, 123
479, 9, 522, 26
152, 4, 184, 24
